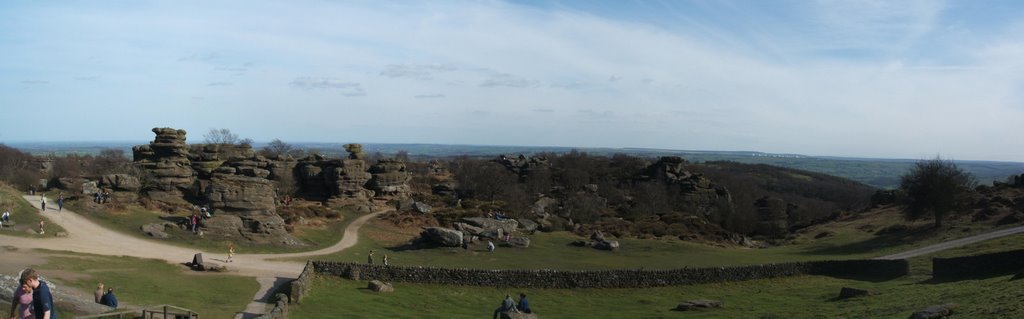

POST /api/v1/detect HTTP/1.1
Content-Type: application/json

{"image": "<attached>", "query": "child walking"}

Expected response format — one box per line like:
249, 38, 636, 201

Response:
227, 242, 235, 263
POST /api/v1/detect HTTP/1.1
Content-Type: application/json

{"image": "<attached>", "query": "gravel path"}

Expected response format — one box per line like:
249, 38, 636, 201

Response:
2, 195, 384, 318
874, 225, 1024, 260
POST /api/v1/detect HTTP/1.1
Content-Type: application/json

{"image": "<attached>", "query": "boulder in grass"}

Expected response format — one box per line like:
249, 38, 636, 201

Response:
507, 237, 530, 248
838, 287, 870, 299
368, 280, 393, 293
908, 304, 957, 319
499, 312, 538, 319
674, 299, 723, 311
421, 227, 463, 247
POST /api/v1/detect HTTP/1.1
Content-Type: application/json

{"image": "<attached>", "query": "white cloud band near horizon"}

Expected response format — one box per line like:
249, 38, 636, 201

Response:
1, 0, 1022, 162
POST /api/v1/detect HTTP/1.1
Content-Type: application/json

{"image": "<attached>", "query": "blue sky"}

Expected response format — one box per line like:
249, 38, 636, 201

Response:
1, 0, 1023, 161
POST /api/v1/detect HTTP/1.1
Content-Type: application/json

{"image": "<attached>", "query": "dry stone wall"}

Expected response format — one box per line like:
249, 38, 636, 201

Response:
309, 259, 907, 289
932, 249, 1024, 279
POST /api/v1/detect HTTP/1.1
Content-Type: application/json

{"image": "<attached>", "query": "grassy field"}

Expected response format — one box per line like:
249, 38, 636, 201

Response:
290, 265, 1024, 319
294, 206, 1019, 270
31, 249, 257, 318
64, 198, 358, 254
0, 186, 66, 236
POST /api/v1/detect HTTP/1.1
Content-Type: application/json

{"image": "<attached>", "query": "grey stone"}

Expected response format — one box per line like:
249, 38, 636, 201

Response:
460, 217, 519, 234
518, 219, 538, 233
412, 201, 432, 214
838, 287, 870, 299
499, 312, 538, 319
507, 237, 530, 248
421, 227, 463, 247
908, 304, 956, 319
674, 299, 723, 311
368, 280, 393, 293
140, 223, 170, 239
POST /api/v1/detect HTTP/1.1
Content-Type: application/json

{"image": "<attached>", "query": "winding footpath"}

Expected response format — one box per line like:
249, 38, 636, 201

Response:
2, 195, 385, 318
874, 224, 1024, 260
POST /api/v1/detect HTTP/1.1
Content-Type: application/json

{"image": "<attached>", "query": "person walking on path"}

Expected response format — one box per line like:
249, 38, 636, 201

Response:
38, 220, 45, 235
227, 243, 235, 263
56, 193, 63, 212
22, 268, 58, 319
39, 195, 46, 211
367, 250, 374, 264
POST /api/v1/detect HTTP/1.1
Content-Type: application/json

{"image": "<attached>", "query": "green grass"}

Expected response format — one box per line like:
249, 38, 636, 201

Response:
291, 270, 1024, 319
64, 199, 358, 254
0, 186, 66, 236
34, 249, 257, 318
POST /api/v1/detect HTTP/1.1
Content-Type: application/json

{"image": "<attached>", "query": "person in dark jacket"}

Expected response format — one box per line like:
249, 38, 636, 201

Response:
99, 288, 118, 308
517, 293, 532, 313
21, 268, 58, 319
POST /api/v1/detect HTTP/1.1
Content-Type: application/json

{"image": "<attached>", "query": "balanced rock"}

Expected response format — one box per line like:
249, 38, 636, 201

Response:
368, 280, 393, 293
674, 299, 723, 311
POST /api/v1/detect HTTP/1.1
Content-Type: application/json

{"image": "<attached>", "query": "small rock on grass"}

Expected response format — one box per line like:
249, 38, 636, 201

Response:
674, 299, 723, 311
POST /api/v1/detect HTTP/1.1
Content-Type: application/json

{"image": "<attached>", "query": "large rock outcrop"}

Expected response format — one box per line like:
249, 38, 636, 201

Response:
295, 145, 373, 204
642, 156, 734, 220
205, 156, 301, 245
367, 158, 412, 197
132, 128, 194, 203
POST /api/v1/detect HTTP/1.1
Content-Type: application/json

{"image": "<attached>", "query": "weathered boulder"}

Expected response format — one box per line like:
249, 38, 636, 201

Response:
838, 287, 870, 299
908, 304, 956, 319
453, 223, 484, 236
594, 240, 619, 251
368, 280, 393, 293
412, 202, 432, 214
140, 223, 171, 239
460, 217, 519, 234
133, 128, 194, 203
518, 219, 538, 233
531, 197, 560, 215
674, 299, 723, 311
421, 227, 463, 247
97, 174, 142, 192
507, 236, 530, 248
642, 156, 734, 223
367, 158, 412, 197
478, 228, 504, 240
499, 312, 538, 319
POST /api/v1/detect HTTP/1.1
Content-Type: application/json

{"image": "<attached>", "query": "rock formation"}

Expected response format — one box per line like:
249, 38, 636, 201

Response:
132, 128, 194, 204
204, 155, 301, 245
754, 196, 792, 238
642, 156, 734, 220
367, 158, 412, 197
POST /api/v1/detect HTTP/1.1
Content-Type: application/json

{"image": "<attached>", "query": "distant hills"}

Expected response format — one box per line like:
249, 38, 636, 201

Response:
7, 141, 1024, 189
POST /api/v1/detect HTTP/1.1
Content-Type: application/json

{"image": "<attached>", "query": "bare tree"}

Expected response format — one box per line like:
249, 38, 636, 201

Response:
899, 156, 977, 228
260, 138, 304, 158
204, 128, 241, 145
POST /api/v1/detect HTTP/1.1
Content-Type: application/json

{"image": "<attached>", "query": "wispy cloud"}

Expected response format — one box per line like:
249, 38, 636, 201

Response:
380, 63, 457, 80
414, 94, 445, 99
480, 73, 540, 88
290, 77, 365, 96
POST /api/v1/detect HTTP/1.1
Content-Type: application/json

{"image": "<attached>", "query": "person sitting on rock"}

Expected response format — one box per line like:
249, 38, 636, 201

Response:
517, 293, 532, 313
99, 288, 118, 308
492, 294, 518, 319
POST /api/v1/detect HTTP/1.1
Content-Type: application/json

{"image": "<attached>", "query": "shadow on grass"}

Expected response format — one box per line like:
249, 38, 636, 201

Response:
800, 227, 937, 256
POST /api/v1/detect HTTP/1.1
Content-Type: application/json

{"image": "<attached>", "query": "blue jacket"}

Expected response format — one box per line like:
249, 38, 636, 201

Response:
100, 292, 118, 308
518, 297, 532, 313
32, 280, 57, 319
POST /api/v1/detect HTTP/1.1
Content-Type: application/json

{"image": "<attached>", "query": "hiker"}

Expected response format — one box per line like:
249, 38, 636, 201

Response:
39, 195, 46, 211
487, 240, 495, 252
367, 250, 374, 264
94, 283, 105, 303
200, 206, 210, 219
2, 209, 10, 225
38, 220, 44, 235
56, 197, 63, 212
492, 294, 518, 319
10, 279, 33, 319
99, 288, 117, 308
382, 254, 389, 266
228, 243, 235, 263
517, 293, 532, 313
190, 214, 199, 234
21, 268, 58, 319
29, 186, 35, 196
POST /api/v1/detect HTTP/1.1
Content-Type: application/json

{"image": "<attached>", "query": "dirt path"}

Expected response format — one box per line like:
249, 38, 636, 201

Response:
874, 225, 1024, 260
1, 195, 385, 318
